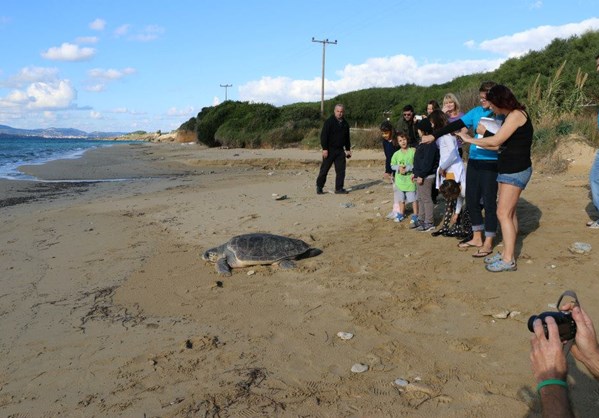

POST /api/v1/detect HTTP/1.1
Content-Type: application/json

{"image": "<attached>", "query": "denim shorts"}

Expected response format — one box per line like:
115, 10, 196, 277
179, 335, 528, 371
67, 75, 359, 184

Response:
497, 166, 532, 189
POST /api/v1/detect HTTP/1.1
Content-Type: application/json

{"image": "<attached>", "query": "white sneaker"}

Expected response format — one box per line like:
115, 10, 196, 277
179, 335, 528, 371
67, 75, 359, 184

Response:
386, 211, 396, 220
588, 220, 599, 229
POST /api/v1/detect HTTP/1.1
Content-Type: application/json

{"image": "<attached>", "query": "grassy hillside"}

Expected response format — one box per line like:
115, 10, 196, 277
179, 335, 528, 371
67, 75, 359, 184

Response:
180, 31, 599, 151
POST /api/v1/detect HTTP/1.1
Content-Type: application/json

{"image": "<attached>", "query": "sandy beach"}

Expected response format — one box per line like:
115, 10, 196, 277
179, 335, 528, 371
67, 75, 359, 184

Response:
1, 141, 599, 417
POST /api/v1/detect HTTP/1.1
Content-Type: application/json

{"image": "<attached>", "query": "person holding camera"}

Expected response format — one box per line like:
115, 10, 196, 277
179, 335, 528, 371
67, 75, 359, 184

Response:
316, 103, 352, 195
530, 303, 599, 417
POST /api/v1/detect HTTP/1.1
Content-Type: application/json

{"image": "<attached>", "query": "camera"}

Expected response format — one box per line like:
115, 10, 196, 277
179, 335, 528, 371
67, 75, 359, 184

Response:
527, 311, 577, 341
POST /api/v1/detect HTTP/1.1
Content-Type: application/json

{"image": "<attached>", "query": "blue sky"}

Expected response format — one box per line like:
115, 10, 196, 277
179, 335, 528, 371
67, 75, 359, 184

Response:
0, 0, 598, 133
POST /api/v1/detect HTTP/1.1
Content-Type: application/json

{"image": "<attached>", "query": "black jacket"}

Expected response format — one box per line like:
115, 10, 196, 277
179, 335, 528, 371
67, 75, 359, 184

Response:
413, 141, 439, 178
320, 116, 351, 151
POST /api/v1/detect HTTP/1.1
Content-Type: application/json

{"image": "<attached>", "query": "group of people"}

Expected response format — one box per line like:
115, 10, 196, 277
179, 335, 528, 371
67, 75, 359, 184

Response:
375, 81, 534, 273
315, 53, 599, 415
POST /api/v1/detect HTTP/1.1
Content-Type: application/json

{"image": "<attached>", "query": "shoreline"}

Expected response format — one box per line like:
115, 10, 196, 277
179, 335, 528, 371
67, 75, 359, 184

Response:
1, 142, 599, 416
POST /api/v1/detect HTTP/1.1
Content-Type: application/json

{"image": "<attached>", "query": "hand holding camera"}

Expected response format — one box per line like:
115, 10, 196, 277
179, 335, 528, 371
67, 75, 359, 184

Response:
528, 290, 579, 342
528, 311, 577, 342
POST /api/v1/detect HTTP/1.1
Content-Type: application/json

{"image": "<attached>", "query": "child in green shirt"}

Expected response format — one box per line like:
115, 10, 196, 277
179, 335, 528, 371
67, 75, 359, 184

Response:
390, 131, 418, 223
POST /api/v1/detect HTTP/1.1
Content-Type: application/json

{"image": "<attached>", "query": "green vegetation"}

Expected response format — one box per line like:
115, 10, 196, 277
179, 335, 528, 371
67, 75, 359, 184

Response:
179, 31, 599, 152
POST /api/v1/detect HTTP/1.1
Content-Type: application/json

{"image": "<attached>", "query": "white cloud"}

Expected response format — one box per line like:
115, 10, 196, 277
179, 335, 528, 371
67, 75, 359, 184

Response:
114, 24, 130, 37
166, 106, 195, 117
0, 75, 77, 111
239, 17, 599, 106
90, 110, 102, 119
84, 84, 105, 92
76, 36, 99, 44
108, 107, 146, 115
41, 42, 95, 61
25, 80, 77, 109
89, 18, 106, 31
212, 96, 220, 106
1, 66, 59, 88
529, 0, 543, 9
88, 67, 136, 80
132, 25, 165, 42
42, 111, 57, 123
239, 56, 503, 105
467, 17, 599, 57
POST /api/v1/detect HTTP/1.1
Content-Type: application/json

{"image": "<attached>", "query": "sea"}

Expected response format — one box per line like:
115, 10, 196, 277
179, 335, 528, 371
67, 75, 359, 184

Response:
0, 136, 124, 180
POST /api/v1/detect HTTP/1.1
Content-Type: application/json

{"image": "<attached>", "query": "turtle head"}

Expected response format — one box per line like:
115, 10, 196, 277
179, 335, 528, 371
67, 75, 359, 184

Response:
202, 247, 220, 261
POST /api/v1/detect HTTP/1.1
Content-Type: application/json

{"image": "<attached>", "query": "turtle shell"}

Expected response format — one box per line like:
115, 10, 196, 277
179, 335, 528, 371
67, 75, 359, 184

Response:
226, 233, 310, 264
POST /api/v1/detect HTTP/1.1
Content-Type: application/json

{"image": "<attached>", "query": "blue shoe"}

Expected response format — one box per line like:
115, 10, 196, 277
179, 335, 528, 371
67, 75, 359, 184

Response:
410, 214, 418, 224
394, 213, 405, 223
485, 259, 517, 272
484, 252, 502, 264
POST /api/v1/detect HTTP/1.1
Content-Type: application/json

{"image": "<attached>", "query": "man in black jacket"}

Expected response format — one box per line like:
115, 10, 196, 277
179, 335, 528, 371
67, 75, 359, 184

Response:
316, 104, 352, 194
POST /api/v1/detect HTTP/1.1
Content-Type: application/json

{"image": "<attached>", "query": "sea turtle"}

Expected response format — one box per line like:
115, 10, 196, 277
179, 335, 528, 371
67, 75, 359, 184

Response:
202, 233, 322, 276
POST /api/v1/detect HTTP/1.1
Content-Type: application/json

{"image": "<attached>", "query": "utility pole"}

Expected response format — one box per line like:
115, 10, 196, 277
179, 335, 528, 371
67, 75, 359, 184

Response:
312, 37, 337, 117
220, 84, 232, 101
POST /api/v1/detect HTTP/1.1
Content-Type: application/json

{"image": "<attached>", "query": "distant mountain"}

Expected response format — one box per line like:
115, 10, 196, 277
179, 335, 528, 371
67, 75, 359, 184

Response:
0, 124, 127, 139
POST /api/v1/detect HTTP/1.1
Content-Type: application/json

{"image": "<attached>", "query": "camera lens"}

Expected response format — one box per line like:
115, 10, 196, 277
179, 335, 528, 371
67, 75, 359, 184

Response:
527, 311, 577, 341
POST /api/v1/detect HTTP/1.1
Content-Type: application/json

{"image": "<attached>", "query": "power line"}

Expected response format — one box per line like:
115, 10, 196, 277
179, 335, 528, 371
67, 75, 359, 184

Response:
220, 84, 232, 101
311, 37, 337, 117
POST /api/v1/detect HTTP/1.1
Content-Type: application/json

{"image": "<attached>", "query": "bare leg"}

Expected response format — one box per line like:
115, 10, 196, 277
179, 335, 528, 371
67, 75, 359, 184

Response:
462, 230, 483, 247
399, 201, 406, 215
496, 183, 523, 262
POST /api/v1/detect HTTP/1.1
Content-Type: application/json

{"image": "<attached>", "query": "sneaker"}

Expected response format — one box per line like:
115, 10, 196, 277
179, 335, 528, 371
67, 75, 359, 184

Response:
483, 252, 502, 264
394, 213, 405, 223
410, 220, 421, 229
588, 220, 599, 229
413, 224, 425, 231
335, 188, 349, 194
485, 259, 517, 272
420, 223, 435, 232
410, 214, 418, 224
386, 211, 397, 220
316, 187, 325, 195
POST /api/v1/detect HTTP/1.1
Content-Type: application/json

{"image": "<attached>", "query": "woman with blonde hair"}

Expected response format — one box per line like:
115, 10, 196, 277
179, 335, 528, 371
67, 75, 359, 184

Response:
443, 92, 467, 156
442, 93, 463, 122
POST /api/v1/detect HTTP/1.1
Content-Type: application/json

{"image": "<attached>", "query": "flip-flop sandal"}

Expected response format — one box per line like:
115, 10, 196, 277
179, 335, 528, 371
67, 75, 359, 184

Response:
457, 241, 482, 249
472, 249, 493, 258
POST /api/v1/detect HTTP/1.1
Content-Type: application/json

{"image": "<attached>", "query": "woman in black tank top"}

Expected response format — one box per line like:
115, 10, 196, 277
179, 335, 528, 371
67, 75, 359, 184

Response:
458, 85, 534, 273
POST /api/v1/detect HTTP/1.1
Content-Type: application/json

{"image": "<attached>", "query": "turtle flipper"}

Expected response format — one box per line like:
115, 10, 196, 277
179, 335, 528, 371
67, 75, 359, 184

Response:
216, 257, 232, 276
278, 259, 297, 270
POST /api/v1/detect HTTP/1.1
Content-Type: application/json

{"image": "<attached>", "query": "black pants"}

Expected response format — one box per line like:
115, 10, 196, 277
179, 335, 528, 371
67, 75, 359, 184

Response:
316, 149, 346, 191
465, 159, 498, 234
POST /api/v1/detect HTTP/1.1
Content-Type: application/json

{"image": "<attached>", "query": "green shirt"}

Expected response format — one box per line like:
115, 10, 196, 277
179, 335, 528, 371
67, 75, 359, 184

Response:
391, 148, 416, 192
